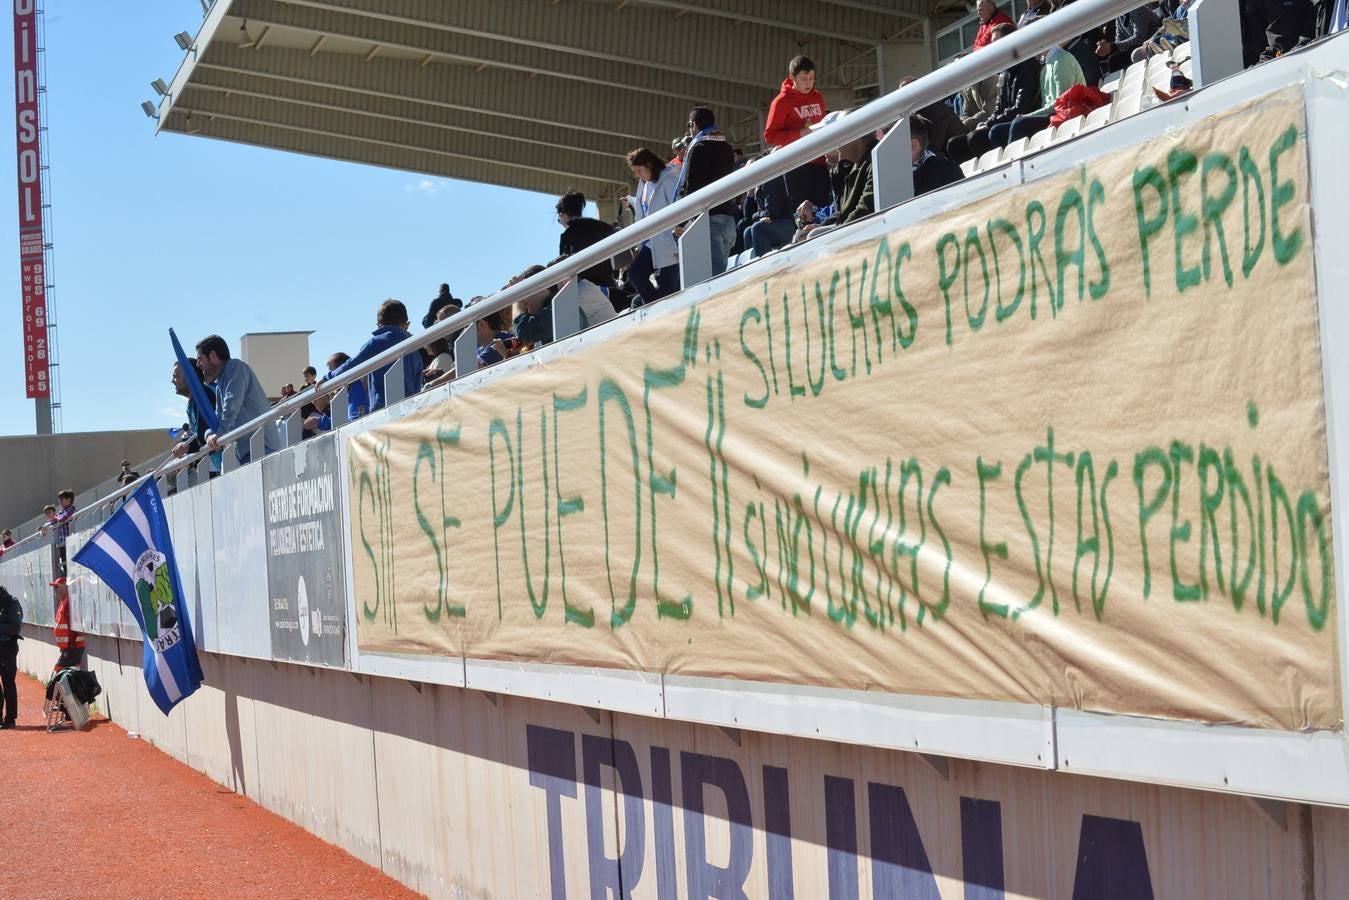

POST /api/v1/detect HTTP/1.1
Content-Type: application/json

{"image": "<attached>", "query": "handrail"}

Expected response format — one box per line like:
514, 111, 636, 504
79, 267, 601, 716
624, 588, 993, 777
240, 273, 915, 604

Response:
77, 0, 1152, 522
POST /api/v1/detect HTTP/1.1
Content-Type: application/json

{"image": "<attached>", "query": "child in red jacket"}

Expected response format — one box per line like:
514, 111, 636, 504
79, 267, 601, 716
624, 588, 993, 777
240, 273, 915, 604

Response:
763, 55, 833, 208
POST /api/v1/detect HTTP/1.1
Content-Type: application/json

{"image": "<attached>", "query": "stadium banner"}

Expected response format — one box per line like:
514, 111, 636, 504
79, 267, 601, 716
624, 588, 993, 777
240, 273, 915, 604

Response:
13, 0, 47, 398
264, 434, 348, 666
347, 87, 1336, 731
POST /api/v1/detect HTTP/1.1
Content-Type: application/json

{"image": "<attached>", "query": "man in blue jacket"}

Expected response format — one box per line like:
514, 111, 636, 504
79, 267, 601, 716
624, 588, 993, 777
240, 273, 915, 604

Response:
197, 334, 281, 466
323, 299, 423, 412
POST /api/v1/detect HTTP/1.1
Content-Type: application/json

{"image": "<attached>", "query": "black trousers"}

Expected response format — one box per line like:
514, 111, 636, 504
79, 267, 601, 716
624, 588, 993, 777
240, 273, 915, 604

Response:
0, 638, 18, 724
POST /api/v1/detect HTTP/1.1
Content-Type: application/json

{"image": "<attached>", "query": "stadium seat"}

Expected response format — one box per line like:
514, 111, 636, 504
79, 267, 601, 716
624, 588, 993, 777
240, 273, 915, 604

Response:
1027, 126, 1054, 153
1114, 92, 1143, 121
1004, 137, 1030, 161
976, 147, 1003, 172
1179, 57, 1193, 79
1122, 59, 1149, 88
1100, 70, 1124, 94
1172, 41, 1192, 64
960, 158, 977, 177
1082, 105, 1112, 133
1052, 116, 1084, 143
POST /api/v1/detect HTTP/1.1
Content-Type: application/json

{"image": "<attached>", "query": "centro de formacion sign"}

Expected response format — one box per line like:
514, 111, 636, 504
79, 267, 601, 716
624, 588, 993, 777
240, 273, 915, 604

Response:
263, 435, 347, 667
13, 0, 46, 399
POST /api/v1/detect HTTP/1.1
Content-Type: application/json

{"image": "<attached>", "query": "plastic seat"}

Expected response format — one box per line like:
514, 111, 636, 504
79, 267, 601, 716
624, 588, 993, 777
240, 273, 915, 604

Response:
1003, 137, 1030, 161
1052, 116, 1084, 143
1100, 70, 1124, 93
1113, 93, 1143, 121
1171, 40, 1192, 64
960, 158, 977, 177
976, 147, 1003, 171
1121, 59, 1148, 88
1027, 126, 1054, 153
1082, 105, 1112, 133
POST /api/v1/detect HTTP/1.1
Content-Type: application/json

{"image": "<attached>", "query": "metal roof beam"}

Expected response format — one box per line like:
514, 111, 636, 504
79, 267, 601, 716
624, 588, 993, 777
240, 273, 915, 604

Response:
195, 44, 691, 148
185, 68, 638, 161
170, 88, 629, 186
255, 0, 843, 91
226, 1, 770, 111
624, 0, 926, 35
160, 109, 622, 203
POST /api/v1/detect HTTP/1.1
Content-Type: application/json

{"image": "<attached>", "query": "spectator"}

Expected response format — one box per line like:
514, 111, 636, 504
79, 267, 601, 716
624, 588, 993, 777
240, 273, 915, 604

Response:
1018, 0, 1048, 27
1134, 0, 1190, 61
48, 489, 76, 575
973, 0, 1016, 49
911, 114, 966, 196
1096, 6, 1162, 73
323, 352, 370, 423
625, 147, 682, 306
323, 299, 424, 413
732, 147, 746, 169
170, 361, 222, 477
474, 303, 523, 368
300, 366, 319, 438
0, 529, 13, 552
946, 23, 1041, 163
510, 264, 562, 347
196, 334, 280, 466
0, 585, 20, 729
744, 165, 796, 259
795, 109, 881, 240
117, 458, 140, 486
675, 106, 739, 275
423, 303, 462, 382
279, 383, 297, 402
990, 41, 1085, 146
554, 190, 619, 326
764, 55, 833, 208
899, 76, 969, 152
50, 577, 84, 671
39, 504, 56, 538
958, 70, 1003, 130
422, 283, 460, 329
1245, 0, 1317, 56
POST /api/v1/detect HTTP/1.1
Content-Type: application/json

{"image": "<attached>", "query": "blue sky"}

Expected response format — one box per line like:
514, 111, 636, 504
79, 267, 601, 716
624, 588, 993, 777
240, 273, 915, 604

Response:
0, 2, 573, 437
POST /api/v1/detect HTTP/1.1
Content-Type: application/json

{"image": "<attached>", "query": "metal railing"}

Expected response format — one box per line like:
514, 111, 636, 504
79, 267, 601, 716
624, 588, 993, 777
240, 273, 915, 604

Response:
70, 0, 1171, 526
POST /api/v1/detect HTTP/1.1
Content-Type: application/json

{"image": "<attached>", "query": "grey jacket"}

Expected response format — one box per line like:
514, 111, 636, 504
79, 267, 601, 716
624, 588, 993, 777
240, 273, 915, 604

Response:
215, 357, 281, 463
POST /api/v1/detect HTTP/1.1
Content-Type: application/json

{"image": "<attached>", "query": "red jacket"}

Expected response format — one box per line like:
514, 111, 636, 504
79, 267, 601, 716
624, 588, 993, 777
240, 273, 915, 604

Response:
54, 595, 84, 651
764, 78, 827, 149
973, 10, 1014, 49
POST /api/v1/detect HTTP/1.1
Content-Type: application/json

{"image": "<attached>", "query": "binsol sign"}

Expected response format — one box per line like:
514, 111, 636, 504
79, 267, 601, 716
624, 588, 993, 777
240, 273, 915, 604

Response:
14, 0, 47, 398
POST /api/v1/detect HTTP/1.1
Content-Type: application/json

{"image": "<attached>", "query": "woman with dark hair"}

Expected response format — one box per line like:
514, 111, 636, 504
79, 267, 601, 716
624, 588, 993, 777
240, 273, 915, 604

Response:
624, 147, 682, 306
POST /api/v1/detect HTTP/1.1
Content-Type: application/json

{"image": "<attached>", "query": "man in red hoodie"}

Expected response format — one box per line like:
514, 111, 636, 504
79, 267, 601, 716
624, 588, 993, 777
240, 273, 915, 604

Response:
972, 0, 1015, 50
763, 55, 833, 209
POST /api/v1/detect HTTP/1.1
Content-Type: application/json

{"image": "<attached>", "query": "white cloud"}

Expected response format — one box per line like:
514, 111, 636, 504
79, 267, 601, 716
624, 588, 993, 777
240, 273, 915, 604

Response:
405, 178, 450, 195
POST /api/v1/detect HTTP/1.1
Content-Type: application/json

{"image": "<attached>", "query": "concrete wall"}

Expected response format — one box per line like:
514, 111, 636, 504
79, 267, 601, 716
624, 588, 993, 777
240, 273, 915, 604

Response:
18, 627, 1349, 899
0, 428, 170, 534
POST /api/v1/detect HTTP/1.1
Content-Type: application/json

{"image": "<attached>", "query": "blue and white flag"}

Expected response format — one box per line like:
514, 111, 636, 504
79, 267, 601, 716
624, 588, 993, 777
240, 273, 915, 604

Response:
72, 478, 204, 714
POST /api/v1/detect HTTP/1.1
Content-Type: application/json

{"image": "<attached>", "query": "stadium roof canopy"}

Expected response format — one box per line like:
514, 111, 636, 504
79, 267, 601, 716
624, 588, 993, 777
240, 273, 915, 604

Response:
155, 0, 957, 207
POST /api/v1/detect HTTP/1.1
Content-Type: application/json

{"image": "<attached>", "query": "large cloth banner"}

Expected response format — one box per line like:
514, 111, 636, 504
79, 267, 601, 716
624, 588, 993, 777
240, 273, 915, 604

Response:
13, 0, 47, 398
348, 88, 1336, 731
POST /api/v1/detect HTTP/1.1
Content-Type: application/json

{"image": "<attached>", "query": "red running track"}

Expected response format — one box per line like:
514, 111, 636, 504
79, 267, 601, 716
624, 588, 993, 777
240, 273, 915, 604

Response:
1, 672, 419, 899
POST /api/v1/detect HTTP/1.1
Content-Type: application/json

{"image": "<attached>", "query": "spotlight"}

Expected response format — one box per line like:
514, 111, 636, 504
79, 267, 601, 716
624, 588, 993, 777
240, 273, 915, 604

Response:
141, 100, 158, 119
174, 32, 193, 51
151, 78, 170, 96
